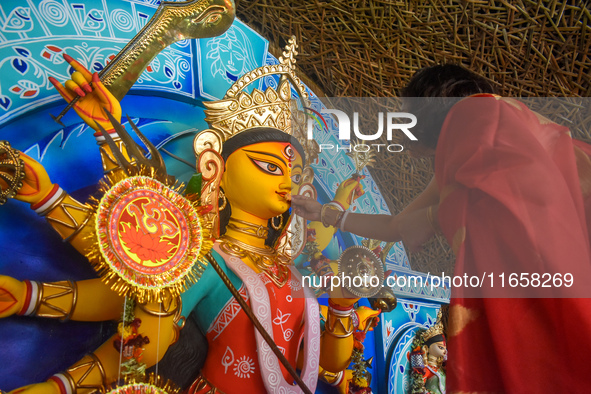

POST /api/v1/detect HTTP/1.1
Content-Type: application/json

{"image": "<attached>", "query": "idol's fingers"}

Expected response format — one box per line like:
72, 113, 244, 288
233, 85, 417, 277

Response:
63, 53, 93, 81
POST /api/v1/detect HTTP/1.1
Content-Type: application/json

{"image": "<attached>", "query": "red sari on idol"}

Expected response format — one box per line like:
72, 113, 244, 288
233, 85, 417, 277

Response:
435, 95, 591, 393
181, 245, 320, 394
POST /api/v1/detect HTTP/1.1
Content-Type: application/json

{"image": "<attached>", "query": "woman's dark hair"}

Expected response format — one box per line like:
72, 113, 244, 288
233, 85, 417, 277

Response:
219, 127, 304, 246
401, 64, 497, 150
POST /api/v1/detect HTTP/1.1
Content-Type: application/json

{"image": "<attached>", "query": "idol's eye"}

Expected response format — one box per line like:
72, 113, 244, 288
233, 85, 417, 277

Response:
291, 173, 302, 184
251, 159, 283, 175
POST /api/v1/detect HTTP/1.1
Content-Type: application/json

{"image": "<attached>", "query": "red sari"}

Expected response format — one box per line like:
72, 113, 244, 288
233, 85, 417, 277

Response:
435, 95, 591, 393
185, 245, 320, 394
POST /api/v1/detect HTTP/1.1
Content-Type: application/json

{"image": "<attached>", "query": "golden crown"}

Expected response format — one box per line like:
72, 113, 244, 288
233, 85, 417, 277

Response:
193, 36, 319, 163
422, 310, 445, 343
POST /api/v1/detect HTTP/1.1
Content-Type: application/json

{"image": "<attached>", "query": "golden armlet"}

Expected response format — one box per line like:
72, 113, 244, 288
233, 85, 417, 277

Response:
49, 353, 108, 394
318, 367, 345, 387
95, 132, 135, 176
324, 301, 355, 338
137, 295, 184, 345
32, 186, 93, 244
18, 280, 78, 322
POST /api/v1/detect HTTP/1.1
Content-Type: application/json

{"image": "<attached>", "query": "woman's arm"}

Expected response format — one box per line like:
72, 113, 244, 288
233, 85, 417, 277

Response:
293, 176, 441, 248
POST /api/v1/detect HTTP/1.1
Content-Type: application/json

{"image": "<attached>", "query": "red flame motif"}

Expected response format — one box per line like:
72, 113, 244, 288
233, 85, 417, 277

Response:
120, 223, 175, 263
119, 198, 180, 264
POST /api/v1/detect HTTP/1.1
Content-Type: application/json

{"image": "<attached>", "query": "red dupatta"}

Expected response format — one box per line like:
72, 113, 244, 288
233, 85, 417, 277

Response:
434, 95, 591, 393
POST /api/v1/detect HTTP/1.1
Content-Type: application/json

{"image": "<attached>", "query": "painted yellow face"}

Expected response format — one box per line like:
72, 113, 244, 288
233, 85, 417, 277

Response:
221, 141, 304, 220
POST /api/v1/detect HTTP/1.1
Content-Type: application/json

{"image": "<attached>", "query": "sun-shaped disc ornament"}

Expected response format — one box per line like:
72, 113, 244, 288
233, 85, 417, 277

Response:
95, 176, 204, 303
106, 381, 180, 394
338, 245, 385, 298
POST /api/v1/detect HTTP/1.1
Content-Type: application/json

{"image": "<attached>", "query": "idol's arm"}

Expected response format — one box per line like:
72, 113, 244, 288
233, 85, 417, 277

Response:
318, 292, 358, 373
8, 298, 179, 394
6, 57, 126, 257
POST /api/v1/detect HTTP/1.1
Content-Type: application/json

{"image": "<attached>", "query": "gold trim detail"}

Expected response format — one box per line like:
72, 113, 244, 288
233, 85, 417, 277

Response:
226, 217, 269, 239
324, 308, 354, 338
35, 280, 78, 321
66, 353, 108, 393
137, 293, 180, 318
0, 140, 25, 205
218, 235, 289, 287
37, 188, 68, 217
45, 195, 94, 242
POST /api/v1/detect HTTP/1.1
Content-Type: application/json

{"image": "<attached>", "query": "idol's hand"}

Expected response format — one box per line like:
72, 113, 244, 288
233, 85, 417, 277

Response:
333, 175, 365, 209
291, 195, 322, 221
1, 151, 55, 205
49, 53, 121, 133
355, 306, 380, 332
328, 285, 359, 308
8, 381, 59, 394
0, 275, 25, 318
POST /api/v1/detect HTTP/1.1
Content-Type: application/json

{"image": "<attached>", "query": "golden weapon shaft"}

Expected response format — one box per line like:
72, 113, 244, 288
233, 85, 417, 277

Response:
52, 0, 235, 124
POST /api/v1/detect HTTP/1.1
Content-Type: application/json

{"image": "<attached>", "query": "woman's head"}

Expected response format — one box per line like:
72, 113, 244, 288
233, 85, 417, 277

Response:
402, 64, 497, 152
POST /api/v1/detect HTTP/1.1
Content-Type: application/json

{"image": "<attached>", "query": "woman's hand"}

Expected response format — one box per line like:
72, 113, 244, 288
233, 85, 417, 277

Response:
291, 195, 322, 221
49, 53, 121, 134
0, 275, 25, 318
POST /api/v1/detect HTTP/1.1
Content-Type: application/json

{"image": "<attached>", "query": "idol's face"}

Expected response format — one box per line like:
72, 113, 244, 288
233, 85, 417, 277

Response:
218, 41, 245, 74
221, 141, 303, 220
428, 341, 447, 358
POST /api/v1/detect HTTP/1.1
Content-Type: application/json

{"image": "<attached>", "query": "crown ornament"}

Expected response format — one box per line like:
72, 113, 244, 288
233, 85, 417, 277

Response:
194, 36, 319, 163
422, 310, 445, 343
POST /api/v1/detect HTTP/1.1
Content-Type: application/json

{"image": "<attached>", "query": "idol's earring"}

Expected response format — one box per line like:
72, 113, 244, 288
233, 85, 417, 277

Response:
271, 214, 284, 230
218, 188, 228, 210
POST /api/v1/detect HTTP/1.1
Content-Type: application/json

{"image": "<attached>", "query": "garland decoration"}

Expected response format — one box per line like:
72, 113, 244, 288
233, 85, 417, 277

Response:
113, 299, 149, 382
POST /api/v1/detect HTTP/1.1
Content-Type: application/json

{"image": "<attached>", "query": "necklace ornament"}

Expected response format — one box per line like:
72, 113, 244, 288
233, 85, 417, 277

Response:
219, 235, 290, 287
226, 217, 269, 239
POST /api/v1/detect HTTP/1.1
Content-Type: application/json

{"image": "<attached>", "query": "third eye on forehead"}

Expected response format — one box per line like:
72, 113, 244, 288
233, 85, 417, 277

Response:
283, 144, 296, 162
